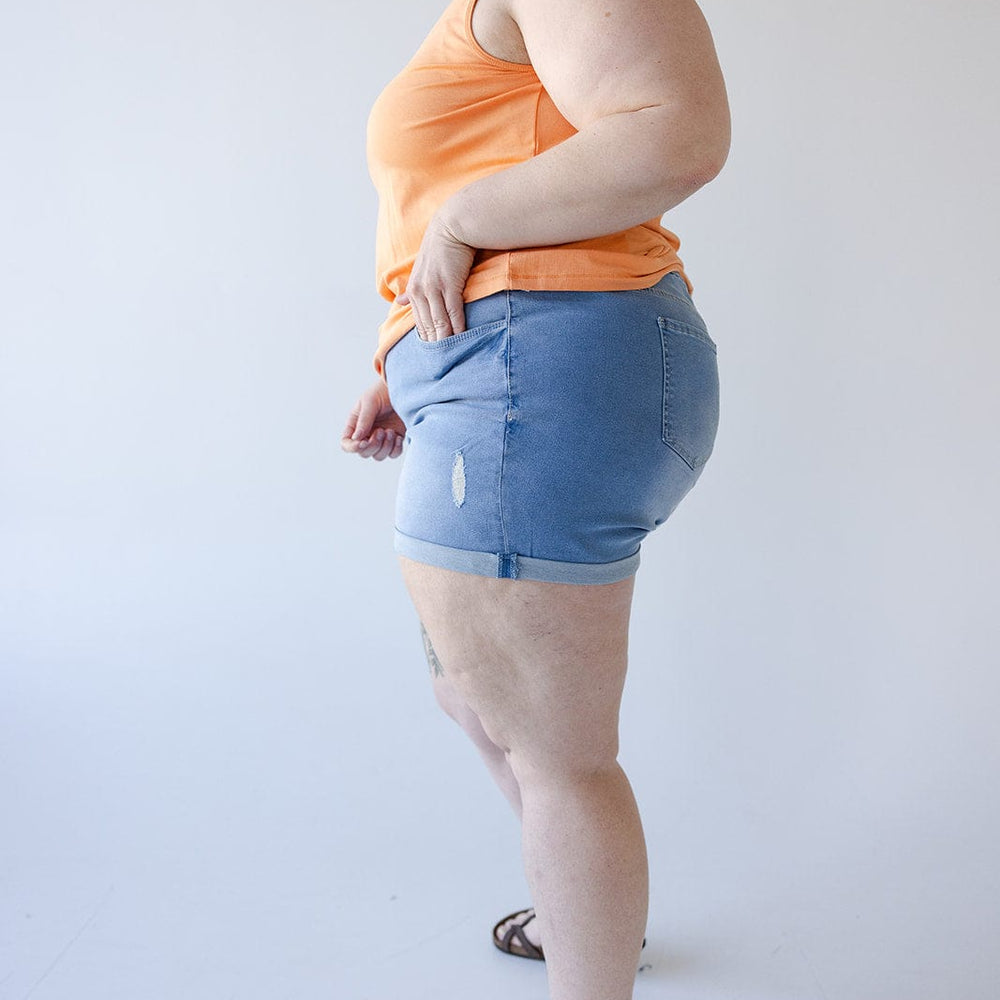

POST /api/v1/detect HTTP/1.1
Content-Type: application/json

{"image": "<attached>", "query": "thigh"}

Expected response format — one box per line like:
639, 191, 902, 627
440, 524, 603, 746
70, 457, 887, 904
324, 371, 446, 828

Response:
398, 555, 635, 778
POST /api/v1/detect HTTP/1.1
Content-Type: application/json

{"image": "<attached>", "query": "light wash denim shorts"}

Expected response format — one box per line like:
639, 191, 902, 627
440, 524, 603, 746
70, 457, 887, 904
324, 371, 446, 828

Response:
382, 270, 720, 585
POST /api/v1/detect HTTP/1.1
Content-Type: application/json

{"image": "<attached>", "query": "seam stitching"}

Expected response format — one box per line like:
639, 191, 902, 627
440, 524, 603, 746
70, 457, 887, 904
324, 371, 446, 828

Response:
497, 288, 513, 555
660, 319, 698, 471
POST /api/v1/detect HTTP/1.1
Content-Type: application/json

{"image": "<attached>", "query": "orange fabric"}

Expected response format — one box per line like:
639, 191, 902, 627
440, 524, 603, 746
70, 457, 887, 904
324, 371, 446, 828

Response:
365, 0, 692, 380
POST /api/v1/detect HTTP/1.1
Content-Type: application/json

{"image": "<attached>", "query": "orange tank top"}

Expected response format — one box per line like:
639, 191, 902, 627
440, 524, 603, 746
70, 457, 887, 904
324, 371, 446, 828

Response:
365, 0, 693, 379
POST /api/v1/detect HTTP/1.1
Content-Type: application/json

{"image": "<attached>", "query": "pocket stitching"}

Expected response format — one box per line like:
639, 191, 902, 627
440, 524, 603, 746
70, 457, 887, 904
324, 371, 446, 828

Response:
659, 316, 718, 471
413, 318, 507, 349
657, 314, 717, 352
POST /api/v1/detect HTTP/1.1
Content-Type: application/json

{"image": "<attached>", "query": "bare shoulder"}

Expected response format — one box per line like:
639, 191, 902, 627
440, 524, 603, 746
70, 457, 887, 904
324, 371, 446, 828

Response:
507, 0, 728, 131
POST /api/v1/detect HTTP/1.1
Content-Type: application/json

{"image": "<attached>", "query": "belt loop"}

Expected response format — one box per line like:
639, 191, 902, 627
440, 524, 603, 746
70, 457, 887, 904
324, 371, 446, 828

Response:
497, 553, 519, 579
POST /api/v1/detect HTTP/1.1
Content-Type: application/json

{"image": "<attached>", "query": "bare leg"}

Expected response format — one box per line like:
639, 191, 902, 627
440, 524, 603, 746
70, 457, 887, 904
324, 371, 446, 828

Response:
422, 625, 523, 820
399, 556, 647, 1000
418, 625, 540, 947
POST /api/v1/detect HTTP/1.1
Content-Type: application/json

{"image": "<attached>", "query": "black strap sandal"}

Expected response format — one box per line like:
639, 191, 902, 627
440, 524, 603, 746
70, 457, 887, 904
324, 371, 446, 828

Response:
493, 907, 546, 960
492, 906, 647, 961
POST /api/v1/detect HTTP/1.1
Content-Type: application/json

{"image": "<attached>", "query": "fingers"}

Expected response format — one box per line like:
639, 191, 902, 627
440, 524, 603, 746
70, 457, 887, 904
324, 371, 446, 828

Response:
342, 427, 404, 460
341, 400, 361, 442
443, 287, 466, 336
406, 290, 431, 342
397, 212, 477, 340
369, 429, 403, 460
405, 288, 466, 341
351, 391, 381, 441
425, 291, 454, 342
340, 379, 406, 459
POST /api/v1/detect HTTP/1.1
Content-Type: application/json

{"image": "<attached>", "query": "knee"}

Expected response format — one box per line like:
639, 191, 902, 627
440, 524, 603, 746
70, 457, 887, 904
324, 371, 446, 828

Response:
503, 736, 621, 792
432, 675, 503, 747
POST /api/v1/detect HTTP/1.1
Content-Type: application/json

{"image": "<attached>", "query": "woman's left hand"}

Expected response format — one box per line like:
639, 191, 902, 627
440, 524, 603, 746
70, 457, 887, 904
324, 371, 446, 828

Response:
395, 212, 477, 342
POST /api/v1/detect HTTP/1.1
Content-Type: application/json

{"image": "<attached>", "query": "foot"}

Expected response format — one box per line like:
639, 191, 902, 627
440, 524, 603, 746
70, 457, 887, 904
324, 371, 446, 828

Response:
492, 905, 648, 961
492, 907, 545, 960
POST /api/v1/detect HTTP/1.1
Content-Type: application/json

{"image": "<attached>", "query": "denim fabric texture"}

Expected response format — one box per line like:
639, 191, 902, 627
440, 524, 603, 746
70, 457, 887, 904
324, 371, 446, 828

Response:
383, 270, 720, 584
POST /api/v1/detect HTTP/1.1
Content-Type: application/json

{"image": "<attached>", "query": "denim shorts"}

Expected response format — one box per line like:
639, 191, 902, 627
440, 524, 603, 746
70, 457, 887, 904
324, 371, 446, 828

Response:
382, 269, 720, 585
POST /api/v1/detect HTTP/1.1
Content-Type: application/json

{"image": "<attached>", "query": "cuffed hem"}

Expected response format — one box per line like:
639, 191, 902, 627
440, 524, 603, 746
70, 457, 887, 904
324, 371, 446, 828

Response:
392, 529, 640, 584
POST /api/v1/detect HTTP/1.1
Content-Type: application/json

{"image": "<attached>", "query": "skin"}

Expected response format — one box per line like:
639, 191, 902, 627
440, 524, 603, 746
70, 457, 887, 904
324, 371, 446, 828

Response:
342, 2, 729, 996
398, 557, 644, 996
397, 0, 730, 343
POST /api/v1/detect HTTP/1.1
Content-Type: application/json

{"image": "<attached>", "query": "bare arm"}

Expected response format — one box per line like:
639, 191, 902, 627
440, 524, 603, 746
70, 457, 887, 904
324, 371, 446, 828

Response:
397, 0, 730, 341
440, 0, 731, 248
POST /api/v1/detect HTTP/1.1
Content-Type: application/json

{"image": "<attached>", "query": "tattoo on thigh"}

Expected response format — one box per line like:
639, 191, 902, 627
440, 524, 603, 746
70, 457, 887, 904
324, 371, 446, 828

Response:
419, 620, 445, 677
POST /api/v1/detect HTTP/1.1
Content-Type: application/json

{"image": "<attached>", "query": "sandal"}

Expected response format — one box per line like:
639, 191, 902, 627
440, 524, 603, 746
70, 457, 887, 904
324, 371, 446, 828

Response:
492, 907, 546, 960
492, 906, 647, 961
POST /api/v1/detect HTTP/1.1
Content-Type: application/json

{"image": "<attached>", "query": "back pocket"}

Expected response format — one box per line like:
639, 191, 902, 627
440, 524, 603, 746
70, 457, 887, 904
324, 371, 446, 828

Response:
658, 316, 720, 471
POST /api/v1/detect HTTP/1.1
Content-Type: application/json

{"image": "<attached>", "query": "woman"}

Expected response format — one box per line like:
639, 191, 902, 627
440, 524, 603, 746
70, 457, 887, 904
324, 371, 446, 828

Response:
342, 1, 729, 997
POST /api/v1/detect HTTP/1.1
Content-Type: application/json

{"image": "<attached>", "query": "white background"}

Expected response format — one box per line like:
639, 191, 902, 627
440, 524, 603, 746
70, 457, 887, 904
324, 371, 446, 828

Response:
1, 1, 998, 998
